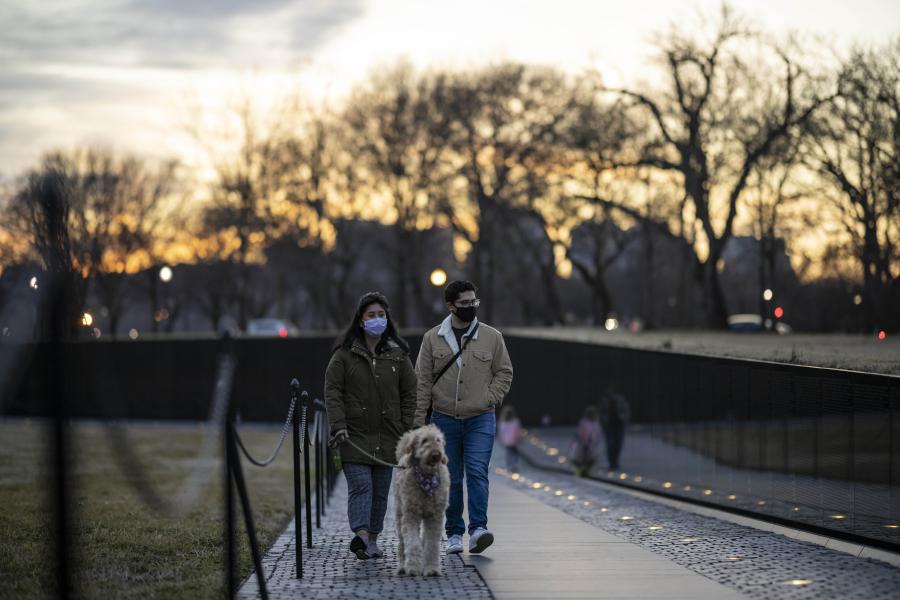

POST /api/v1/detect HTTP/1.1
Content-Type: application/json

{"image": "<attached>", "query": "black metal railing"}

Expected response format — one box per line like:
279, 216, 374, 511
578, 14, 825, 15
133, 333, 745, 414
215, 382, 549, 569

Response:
10, 326, 337, 598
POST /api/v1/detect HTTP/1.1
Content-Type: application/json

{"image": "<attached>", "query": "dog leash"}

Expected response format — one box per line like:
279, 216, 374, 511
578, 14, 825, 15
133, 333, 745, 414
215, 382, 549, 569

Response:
336, 437, 407, 469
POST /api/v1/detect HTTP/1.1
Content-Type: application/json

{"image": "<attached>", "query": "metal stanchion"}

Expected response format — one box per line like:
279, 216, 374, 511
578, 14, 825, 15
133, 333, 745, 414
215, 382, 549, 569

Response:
227, 420, 269, 600
318, 411, 326, 517
303, 390, 313, 549
291, 379, 303, 579
49, 283, 72, 600
221, 333, 238, 598
315, 411, 322, 528
225, 402, 236, 598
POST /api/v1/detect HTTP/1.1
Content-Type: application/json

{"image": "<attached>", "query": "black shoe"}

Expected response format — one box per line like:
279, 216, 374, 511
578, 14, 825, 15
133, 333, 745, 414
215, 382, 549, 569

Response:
350, 535, 370, 560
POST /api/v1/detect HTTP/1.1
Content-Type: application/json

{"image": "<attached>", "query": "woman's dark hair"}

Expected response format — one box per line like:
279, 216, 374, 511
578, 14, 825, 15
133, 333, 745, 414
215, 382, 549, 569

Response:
583, 405, 599, 421
444, 280, 477, 304
333, 291, 409, 354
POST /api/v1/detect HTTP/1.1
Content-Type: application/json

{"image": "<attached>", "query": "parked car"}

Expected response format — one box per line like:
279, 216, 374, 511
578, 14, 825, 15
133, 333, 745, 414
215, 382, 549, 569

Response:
246, 318, 300, 338
727, 314, 792, 334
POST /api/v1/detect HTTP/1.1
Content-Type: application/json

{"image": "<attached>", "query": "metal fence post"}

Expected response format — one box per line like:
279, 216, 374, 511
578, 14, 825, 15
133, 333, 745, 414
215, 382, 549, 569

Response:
315, 411, 322, 528
303, 390, 313, 549
290, 379, 303, 579
224, 398, 236, 598
49, 285, 72, 600
226, 420, 269, 600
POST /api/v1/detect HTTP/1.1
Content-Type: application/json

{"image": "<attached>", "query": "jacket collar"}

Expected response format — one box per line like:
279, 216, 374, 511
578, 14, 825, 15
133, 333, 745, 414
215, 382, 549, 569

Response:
438, 315, 480, 362
350, 337, 399, 358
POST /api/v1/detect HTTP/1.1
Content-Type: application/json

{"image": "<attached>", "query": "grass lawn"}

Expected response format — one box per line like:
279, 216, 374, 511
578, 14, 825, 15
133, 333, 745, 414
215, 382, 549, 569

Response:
507, 328, 900, 375
0, 419, 301, 599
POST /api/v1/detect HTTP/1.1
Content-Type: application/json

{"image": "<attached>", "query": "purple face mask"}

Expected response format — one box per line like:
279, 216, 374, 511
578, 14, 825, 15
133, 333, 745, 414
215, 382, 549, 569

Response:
363, 316, 388, 336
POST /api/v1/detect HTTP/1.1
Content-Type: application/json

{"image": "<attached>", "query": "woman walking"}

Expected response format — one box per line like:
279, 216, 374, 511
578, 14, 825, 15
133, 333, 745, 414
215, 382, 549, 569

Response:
325, 291, 418, 559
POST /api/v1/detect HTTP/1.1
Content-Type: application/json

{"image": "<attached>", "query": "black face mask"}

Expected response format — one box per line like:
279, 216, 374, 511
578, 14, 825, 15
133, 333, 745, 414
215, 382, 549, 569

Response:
454, 306, 477, 323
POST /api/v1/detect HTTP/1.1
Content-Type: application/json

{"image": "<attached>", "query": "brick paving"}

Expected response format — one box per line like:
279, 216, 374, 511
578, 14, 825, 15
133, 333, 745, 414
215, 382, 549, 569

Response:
237, 478, 492, 600
239, 430, 900, 600
500, 436, 900, 600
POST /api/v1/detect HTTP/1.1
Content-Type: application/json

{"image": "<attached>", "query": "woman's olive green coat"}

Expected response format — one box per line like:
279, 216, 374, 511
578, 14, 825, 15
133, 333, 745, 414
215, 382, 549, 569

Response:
324, 339, 417, 466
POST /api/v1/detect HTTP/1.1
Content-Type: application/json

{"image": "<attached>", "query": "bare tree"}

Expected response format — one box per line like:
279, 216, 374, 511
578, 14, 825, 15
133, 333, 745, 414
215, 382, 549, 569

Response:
8, 149, 180, 337
436, 63, 576, 321
743, 138, 803, 326
339, 63, 455, 326
805, 42, 900, 331
190, 96, 288, 330
9, 157, 84, 339
605, 5, 831, 327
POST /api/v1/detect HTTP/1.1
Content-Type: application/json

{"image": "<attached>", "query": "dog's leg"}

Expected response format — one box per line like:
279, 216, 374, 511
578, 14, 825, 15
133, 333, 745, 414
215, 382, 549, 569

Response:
422, 514, 444, 576
401, 518, 423, 576
396, 502, 406, 575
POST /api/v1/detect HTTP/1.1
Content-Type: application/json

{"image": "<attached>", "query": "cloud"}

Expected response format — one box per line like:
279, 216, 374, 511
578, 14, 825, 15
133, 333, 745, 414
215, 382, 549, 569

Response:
0, 0, 366, 69
0, 0, 367, 174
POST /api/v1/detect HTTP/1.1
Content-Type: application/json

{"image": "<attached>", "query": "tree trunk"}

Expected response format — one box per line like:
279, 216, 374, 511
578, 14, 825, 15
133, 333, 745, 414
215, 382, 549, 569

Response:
641, 222, 655, 329
704, 241, 730, 329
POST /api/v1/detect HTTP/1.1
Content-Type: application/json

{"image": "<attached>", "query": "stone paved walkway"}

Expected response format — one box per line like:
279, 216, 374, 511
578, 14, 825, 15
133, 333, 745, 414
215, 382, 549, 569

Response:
236, 479, 492, 599
501, 439, 900, 599
239, 439, 900, 600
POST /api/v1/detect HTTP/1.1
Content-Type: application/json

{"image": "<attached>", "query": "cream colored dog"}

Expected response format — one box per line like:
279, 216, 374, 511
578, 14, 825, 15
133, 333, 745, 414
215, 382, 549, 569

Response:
394, 424, 450, 576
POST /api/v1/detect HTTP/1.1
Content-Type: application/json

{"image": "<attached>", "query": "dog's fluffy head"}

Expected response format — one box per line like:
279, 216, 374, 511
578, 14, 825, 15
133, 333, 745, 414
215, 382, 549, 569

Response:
397, 424, 447, 472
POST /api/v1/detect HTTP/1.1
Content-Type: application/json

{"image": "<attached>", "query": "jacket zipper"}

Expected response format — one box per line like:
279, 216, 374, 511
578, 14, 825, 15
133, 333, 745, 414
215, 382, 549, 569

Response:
370, 356, 380, 457
454, 333, 468, 418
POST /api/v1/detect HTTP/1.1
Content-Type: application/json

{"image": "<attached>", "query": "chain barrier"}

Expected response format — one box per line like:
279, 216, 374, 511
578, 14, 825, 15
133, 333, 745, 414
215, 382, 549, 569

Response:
233, 393, 296, 467
298, 401, 308, 451
105, 351, 235, 516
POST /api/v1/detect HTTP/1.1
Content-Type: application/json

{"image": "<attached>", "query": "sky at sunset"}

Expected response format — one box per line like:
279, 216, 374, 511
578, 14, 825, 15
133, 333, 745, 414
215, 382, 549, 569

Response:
1, 0, 898, 178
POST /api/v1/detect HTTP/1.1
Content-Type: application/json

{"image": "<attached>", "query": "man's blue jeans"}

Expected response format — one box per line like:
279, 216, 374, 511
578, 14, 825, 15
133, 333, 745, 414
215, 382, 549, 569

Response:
432, 410, 495, 536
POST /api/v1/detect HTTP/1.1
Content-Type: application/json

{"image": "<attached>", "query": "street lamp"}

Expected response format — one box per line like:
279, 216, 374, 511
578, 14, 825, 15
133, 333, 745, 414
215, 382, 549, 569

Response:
158, 265, 174, 332
430, 268, 447, 287
81, 312, 93, 327
762, 288, 773, 301
29, 276, 39, 290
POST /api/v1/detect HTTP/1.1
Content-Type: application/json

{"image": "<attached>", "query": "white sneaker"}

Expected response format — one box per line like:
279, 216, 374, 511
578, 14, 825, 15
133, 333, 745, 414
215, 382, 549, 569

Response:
468, 528, 494, 554
446, 534, 464, 554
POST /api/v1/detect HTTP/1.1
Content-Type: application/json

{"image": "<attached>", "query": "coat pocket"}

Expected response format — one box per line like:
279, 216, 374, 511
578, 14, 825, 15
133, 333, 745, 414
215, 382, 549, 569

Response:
472, 350, 493, 363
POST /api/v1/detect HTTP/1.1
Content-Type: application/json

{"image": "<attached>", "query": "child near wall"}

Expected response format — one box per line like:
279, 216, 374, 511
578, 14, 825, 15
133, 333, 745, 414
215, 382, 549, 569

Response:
498, 405, 524, 472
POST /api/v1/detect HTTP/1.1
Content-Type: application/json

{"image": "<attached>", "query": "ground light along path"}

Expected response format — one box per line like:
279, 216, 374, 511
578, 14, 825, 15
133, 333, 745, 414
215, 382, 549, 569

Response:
243, 448, 900, 599
521, 426, 900, 549
491, 461, 900, 599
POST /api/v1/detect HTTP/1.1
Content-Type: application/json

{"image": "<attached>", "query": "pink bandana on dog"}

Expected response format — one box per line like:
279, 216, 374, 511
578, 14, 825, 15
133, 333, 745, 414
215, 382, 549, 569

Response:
413, 466, 440, 497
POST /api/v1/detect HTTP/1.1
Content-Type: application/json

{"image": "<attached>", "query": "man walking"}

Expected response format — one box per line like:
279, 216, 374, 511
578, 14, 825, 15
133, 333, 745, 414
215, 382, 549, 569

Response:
415, 280, 513, 554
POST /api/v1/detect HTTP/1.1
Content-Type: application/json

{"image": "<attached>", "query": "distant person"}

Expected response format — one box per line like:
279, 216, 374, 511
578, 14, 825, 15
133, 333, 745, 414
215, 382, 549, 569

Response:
325, 291, 417, 560
414, 280, 514, 556
569, 405, 602, 477
498, 406, 524, 471
599, 382, 630, 470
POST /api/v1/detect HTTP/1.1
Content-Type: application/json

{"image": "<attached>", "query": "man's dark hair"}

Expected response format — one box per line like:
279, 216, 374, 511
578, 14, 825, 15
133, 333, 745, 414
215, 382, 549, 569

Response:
444, 280, 477, 304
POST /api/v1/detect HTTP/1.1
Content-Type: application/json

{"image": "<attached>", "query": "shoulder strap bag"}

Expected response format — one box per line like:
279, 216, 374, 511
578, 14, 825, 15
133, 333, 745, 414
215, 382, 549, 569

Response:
425, 322, 480, 423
